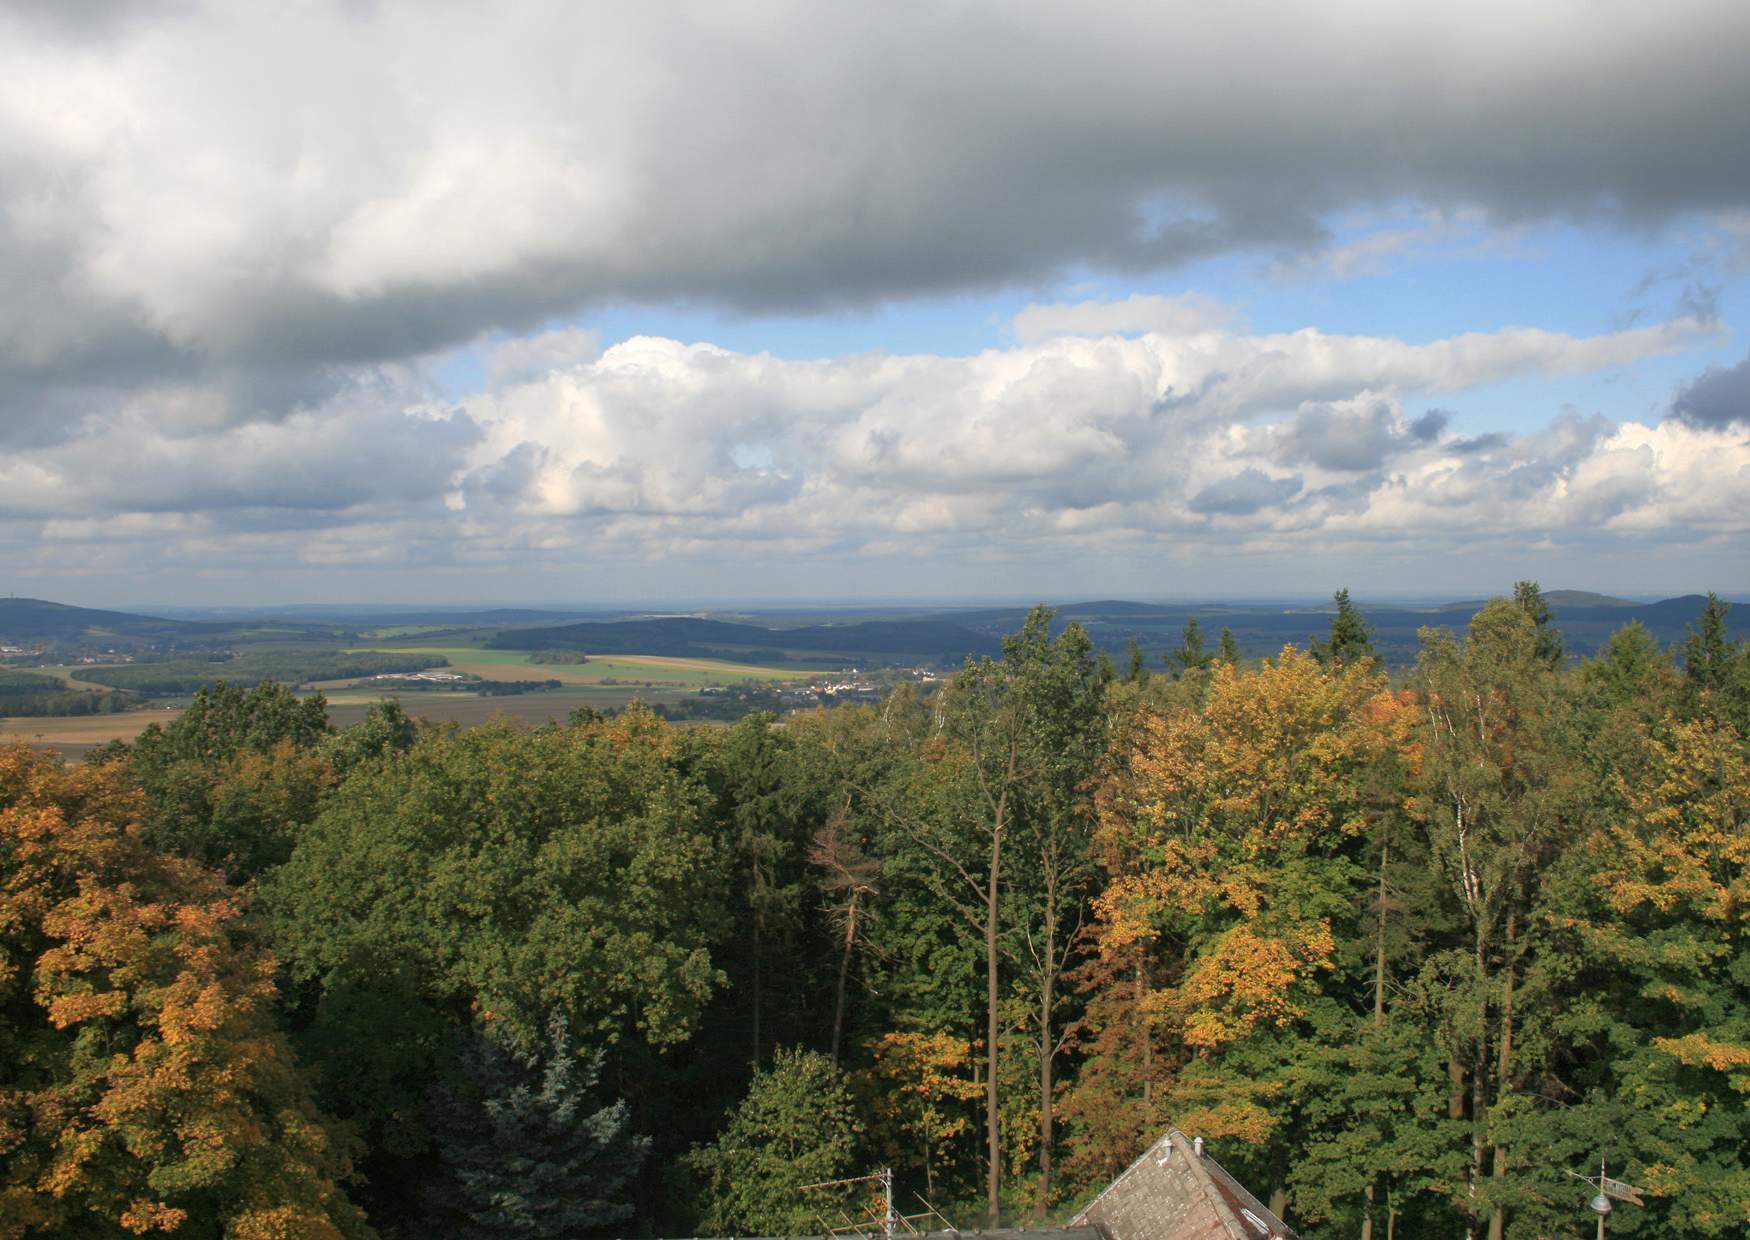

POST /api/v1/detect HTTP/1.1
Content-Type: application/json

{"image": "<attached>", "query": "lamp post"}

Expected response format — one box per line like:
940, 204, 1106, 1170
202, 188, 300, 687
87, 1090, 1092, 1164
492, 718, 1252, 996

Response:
1567, 1159, 1644, 1238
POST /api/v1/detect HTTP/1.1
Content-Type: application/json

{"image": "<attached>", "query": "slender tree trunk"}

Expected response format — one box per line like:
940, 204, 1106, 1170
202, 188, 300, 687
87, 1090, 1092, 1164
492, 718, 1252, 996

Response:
1374, 840, 1389, 1022
986, 799, 1004, 1228
1036, 917, 1055, 1221
751, 911, 763, 1067
1448, 1055, 1466, 1120
1364, 838, 1387, 1240
1487, 914, 1517, 1240
1138, 958, 1153, 1108
1467, 934, 1490, 1240
830, 892, 860, 1068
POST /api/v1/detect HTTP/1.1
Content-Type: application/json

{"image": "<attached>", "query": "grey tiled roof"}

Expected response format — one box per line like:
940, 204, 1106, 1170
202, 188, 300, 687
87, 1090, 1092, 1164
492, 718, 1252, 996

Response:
1071, 1128, 1301, 1240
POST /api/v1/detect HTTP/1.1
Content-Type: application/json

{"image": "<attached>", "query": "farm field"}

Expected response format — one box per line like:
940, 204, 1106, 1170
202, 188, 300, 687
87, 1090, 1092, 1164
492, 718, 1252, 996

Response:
348, 647, 818, 687
0, 708, 180, 761
3, 686, 705, 763
326, 687, 690, 730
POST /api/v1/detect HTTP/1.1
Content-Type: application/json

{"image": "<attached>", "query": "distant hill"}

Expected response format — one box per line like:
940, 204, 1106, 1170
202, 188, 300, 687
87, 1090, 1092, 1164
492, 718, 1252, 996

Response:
0, 597, 200, 642
1433, 590, 1639, 611
940, 593, 1748, 668
490, 616, 998, 663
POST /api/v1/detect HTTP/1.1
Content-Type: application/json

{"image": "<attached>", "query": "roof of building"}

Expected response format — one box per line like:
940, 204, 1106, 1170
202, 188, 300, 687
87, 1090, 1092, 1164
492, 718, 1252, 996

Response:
1071, 1128, 1301, 1240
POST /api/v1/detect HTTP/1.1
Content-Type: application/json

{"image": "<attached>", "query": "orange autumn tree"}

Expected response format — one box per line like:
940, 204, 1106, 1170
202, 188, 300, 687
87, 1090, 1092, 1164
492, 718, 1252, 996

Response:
1074, 650, 1411, 1177
856, 1031, 983, 1201
0, 743, 369, 1239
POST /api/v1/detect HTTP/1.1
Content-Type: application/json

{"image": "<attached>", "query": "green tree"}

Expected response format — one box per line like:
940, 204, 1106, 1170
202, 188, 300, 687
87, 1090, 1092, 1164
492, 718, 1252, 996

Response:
321, 699, 417, 777
1413, 600, 1574, 1239
1168, 616, 1212, 678
1313, 588, 1375, 666
1125, 638, 1149, 684
704, 713, 812, 1066
423, 1014, 646, 1239
686, 1048, 861, 1235
1512, 580, 1564, 668
1217, 626, 1243, 665
880, 606, 1106, 1223
263, 708, 731, 1221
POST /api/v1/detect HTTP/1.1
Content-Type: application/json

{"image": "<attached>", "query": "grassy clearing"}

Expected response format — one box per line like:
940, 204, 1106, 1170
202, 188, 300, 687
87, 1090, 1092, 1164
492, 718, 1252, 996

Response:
347, 647, 819, 688
29, 666, 119, 692
362, 624, 460, 638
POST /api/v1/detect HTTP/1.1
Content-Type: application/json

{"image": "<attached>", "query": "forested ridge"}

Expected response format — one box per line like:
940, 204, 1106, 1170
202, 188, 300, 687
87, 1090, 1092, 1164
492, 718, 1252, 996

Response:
1, 587, 1746, 1238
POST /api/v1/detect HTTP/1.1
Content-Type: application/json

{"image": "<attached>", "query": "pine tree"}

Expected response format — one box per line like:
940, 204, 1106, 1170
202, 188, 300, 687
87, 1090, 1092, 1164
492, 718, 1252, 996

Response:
1126, 637, 1150, 683
1218, 626, 1243, 665
1169, 616, 1212, 677
423, 1013, 647, 1239
1313, 588, 1375, 666
1512, 580, 1564, 668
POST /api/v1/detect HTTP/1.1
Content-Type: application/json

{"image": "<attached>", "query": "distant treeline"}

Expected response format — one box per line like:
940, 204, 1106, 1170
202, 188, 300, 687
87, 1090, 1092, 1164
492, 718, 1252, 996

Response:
491, 615, 994, 662
0, 670, 134, 717
364, 676, 564, 696
78, 650, 448, 695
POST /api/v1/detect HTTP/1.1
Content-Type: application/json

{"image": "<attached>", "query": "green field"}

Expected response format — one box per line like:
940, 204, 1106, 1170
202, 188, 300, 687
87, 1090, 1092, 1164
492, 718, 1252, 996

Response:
347, 647, 819, 688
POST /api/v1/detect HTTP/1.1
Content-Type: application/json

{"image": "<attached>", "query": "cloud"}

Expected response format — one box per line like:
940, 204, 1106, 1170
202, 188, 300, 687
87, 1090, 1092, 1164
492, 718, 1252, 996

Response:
1669, 352, 1750, 429
0, 0, 1746, 443
6, 312, 1745, 603
1190, 469, 1304, 515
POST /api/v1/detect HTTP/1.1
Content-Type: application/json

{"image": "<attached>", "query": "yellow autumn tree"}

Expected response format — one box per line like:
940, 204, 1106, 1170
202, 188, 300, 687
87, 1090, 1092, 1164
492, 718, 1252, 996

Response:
856, 1031, 984, 1201
1085, 649, 1410, 1144
0, 743, 370, 1239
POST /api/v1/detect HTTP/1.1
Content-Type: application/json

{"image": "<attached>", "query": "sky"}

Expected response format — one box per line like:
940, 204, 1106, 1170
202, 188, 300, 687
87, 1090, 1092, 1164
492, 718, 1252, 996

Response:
1, 1, 1748, 608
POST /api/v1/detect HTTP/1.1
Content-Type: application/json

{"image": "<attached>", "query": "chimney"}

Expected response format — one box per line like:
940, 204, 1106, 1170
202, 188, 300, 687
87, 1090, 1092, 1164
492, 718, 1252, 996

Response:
1193, 1136, 1204, 1157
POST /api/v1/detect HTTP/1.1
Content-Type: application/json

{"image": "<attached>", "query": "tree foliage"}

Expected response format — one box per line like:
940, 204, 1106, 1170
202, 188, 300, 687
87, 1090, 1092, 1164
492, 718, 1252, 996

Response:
422, 1013, 646, 1239
0, 744, 367, 1239
686, 1048, 861, 1235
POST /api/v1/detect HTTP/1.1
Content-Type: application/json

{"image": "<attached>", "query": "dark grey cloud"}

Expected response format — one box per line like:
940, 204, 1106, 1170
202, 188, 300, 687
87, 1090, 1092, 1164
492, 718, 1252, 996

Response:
1670, 352, 1750, 429
0, 1, 1746, 437
1273, 401, 1400, 471
1408, 410, 1450, 442
1190, 469, 1304, 515
1271, 402, 1457, 472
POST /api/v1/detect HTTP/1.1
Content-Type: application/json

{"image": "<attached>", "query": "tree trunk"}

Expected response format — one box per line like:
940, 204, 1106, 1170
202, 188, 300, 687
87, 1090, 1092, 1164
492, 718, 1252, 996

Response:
830, 892, 859, 1068
1361, 1181, 1375, 1240
1448, 1055, 1466, 1120
751, 911, 763, 1067
986, 800, 1003, 1228
1374, 840, 1389, 1023
1036, 921, 1055, 1221
1138, 958, 1153, 1107
1487, 914, 1517, 1240
1468, 935, 1490, 1240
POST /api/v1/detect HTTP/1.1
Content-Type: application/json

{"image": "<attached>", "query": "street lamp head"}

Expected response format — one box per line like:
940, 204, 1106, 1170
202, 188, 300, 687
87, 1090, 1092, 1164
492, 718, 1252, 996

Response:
1590, 1192, 1613, 1216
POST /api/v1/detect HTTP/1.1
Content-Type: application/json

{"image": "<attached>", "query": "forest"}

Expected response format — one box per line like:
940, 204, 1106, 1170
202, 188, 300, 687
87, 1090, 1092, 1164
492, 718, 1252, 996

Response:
1, 586, 1746, 1239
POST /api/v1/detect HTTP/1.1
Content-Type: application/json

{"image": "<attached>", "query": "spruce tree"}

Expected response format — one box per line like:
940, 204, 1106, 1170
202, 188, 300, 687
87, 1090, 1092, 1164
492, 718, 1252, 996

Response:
1512, 580, 1564, 667
1681, 591, 1744, 692
1126, 637, 1150, 683
1217, 626, 1242, 665
1313, 588, 1375, 665
423, 1014, 647, 1239
1169, 616, 1212, 678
